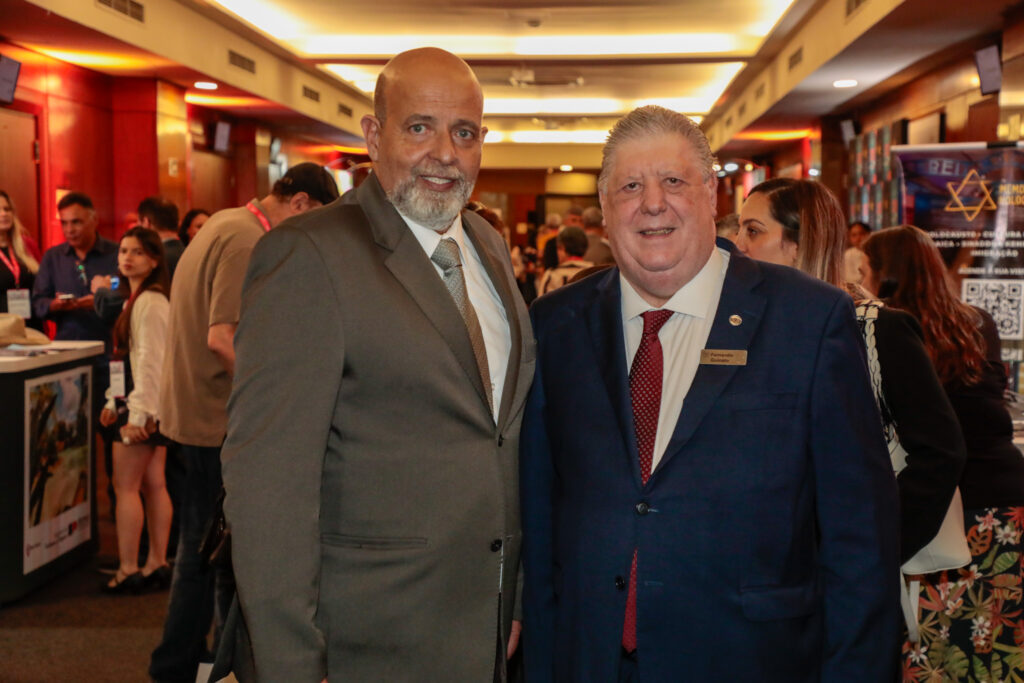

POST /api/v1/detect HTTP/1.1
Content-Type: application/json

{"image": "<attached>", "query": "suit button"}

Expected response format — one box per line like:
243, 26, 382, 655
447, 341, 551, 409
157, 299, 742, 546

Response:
635, 502, 650, 515
490, 539, 503, 552
497, 435, 504, 446
615, 576, 626, 590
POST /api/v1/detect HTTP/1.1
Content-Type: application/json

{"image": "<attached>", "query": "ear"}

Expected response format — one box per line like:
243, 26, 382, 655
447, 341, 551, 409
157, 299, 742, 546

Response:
480, 125, 489, 144
705, 174, 718, 213
783, 238, 799, 267
288, 192, 312, 214
361, 114, 382, 161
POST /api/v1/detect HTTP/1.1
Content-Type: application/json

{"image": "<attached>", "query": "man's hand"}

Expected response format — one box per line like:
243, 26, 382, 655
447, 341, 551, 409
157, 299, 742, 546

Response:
91, 275, 112, 293
50, 295, 74, 312
99, 408, 117, 427
507, 619, 522, 659
72, 294, 95, 310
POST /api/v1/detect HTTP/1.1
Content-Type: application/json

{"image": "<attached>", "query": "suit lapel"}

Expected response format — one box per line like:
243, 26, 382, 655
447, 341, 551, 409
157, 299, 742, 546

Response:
358, 177, 491, 412
584, 269, 644, 486
656, 250, 766, 474
463, 215, 523, 429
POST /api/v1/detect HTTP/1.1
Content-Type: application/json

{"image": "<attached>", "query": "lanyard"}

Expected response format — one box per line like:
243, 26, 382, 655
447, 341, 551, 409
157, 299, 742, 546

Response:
0, 245, 21, 286
246, 200, 272, 233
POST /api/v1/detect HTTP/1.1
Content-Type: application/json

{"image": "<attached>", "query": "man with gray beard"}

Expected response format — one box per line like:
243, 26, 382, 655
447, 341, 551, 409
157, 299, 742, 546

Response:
221, 47, 534, 682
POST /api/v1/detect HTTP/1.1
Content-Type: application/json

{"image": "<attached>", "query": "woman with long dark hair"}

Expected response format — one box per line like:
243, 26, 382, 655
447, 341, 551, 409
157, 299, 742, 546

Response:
98, 226, 173, 593
737, 179, 965, 567
863, 225, 1024, 680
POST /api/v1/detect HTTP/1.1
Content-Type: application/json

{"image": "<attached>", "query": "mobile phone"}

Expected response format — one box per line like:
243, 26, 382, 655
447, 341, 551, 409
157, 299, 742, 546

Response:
110, 276, 120, 289
57, 293, 75, 300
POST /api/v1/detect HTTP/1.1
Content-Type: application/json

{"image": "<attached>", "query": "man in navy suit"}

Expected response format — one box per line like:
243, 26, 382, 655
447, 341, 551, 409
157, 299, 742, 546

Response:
520, 105, 901, 682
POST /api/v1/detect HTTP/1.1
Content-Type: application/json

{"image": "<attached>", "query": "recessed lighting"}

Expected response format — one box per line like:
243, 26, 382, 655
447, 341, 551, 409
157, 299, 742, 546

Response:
808, 168, 821, 177
832, 79, 858, 89
560, 164, 574, 172
743, 163, 754, 172
194, 81, 219, 90
723, 162, 739, 173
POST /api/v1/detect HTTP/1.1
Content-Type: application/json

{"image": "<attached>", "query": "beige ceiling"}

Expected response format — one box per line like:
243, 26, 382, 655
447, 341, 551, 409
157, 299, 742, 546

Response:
203, 0, 808, 133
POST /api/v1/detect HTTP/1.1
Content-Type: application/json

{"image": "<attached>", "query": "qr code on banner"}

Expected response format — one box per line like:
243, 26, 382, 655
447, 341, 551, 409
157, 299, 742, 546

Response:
962, 279, 1024, 340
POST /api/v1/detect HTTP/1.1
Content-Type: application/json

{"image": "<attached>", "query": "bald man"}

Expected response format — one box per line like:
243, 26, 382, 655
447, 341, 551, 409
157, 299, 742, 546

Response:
222, 48, 533, 682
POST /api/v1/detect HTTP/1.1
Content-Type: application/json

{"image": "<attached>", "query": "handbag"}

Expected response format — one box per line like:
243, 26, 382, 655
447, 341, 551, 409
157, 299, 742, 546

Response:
857, 301, 971, 642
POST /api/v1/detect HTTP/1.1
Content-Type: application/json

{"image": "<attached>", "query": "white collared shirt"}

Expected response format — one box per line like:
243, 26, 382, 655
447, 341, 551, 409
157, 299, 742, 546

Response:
621, 246, 730, 470
403, 212, 511, 422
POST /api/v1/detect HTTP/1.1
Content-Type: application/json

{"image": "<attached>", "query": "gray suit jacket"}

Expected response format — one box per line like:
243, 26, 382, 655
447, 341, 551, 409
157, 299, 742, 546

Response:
222, 175, 535, 682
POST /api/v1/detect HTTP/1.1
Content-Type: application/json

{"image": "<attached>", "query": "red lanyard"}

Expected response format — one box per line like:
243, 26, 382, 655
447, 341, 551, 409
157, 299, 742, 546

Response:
246, 200, 272, 232
0, 245, 21, 286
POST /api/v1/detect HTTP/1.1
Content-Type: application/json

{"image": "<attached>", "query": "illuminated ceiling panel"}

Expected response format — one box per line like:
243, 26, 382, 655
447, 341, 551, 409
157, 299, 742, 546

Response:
207, 0, 798, 129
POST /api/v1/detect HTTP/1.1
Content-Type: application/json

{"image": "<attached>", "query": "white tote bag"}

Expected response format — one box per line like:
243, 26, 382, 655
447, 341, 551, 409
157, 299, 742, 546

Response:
857, 301, 971, 642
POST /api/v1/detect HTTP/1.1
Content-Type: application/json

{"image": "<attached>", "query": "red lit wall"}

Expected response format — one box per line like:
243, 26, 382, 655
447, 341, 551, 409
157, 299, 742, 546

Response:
1, 40, 115, 250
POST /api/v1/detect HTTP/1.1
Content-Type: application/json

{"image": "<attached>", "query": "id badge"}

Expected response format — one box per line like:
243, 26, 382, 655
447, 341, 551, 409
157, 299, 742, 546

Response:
110, 360, 127, 398
7, 289, 30, 318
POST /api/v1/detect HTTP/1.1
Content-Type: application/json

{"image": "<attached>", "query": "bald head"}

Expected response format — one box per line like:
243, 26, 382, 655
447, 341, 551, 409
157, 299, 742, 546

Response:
361, 48, 488, 231
374, 48, 482, 124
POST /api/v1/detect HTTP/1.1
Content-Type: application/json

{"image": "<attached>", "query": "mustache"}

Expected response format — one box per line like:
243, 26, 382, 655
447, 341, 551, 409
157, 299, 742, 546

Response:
412, 162, 466, 184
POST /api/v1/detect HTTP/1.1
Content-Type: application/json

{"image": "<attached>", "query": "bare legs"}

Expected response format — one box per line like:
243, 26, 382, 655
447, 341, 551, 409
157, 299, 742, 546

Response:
111, 442, 172, 580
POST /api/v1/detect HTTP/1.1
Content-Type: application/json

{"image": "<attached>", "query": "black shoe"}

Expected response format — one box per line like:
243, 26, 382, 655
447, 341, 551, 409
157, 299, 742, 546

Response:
101, 570, 144, 595
141, 565, 172, 591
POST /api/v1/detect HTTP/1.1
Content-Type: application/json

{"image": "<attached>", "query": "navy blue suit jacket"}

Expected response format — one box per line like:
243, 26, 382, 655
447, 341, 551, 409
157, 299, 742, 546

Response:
520, 240, 902, 682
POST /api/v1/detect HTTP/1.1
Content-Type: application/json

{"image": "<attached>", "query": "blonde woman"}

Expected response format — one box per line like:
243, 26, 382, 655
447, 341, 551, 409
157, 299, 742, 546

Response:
0, 190, 40, 323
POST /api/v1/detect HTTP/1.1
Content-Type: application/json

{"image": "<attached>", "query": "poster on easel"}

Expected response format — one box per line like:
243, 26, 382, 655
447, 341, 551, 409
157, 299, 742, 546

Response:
23, 366, 92, 574
893, 142, 1024, 383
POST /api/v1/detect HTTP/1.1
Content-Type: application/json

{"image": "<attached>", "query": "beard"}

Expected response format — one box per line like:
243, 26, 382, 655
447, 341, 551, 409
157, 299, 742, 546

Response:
386, 162, 474, 231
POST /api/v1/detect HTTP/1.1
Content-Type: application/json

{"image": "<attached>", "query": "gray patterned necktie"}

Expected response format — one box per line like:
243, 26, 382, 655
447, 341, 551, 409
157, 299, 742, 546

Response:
431, 237, 493, 414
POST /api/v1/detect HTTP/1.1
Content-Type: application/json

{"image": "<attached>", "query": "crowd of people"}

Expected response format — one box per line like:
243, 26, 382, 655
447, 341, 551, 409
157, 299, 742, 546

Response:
2, 45, 1023, 683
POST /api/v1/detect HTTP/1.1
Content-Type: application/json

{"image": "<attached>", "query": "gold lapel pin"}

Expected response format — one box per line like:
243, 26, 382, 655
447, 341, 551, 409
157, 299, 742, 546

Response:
729, 314, 743, 326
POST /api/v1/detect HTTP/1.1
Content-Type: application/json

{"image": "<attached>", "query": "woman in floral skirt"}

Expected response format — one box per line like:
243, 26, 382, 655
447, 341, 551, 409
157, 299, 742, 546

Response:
863, 225, 1024, 682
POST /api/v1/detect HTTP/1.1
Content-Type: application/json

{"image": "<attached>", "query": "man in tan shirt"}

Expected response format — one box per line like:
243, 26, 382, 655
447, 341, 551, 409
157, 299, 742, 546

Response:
149, 162, 338, 683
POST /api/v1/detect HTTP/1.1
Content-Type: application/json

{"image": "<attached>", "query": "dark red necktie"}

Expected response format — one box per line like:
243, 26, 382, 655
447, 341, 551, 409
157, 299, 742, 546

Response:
623, 309, 673, 653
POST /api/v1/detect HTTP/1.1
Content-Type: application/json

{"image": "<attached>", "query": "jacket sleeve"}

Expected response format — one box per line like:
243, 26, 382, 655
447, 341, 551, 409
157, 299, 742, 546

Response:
519, 305, 556, 682
874, 308, 966, 561
811, 296, 902, 681
222, 226, 343, 682
126, 292, 169, 427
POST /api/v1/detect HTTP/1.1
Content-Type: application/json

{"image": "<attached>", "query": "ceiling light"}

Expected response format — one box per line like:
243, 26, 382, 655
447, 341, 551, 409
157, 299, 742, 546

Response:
832, 79, 858, 89
712, 163, 722, 172
485, 98, 622, 116
732, 129, 813, 142
744, 163, 754, 172
808, 168, 821, 177
723, 162, 739, 173
184, 93, 267, 107
485, 130, 608, 144
194, 81, 219, 91
560, 165, 574, 172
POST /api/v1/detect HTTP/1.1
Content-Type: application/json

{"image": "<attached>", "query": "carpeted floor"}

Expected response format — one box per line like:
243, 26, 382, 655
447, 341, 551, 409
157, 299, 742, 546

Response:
0, 446, 224, 683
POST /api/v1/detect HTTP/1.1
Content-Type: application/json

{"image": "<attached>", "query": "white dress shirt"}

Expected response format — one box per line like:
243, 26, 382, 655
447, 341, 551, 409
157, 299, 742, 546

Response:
403, 211, 511, 422
621, 245, 729, 470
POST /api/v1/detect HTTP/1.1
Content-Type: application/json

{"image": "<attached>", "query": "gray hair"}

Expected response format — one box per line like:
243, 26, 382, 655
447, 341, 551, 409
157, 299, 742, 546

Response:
598, 105, 717, 192
581, 206, 603, 228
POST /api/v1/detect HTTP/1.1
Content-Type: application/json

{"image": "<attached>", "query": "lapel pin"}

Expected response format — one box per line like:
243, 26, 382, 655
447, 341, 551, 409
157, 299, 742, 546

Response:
729, 314, 743, 326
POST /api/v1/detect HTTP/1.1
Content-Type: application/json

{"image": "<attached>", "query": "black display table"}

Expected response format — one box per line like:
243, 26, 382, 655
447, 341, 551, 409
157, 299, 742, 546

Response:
1, 341, 103, 603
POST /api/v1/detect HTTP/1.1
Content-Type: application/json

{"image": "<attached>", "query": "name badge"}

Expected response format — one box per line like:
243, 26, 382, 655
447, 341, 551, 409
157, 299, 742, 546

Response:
700, 349, 747, 366
110, 360, 127, 398
7, 289, 30, 318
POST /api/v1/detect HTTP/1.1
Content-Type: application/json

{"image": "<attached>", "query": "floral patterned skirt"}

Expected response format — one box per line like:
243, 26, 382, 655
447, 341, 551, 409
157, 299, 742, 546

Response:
902, 506, 1024, 682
